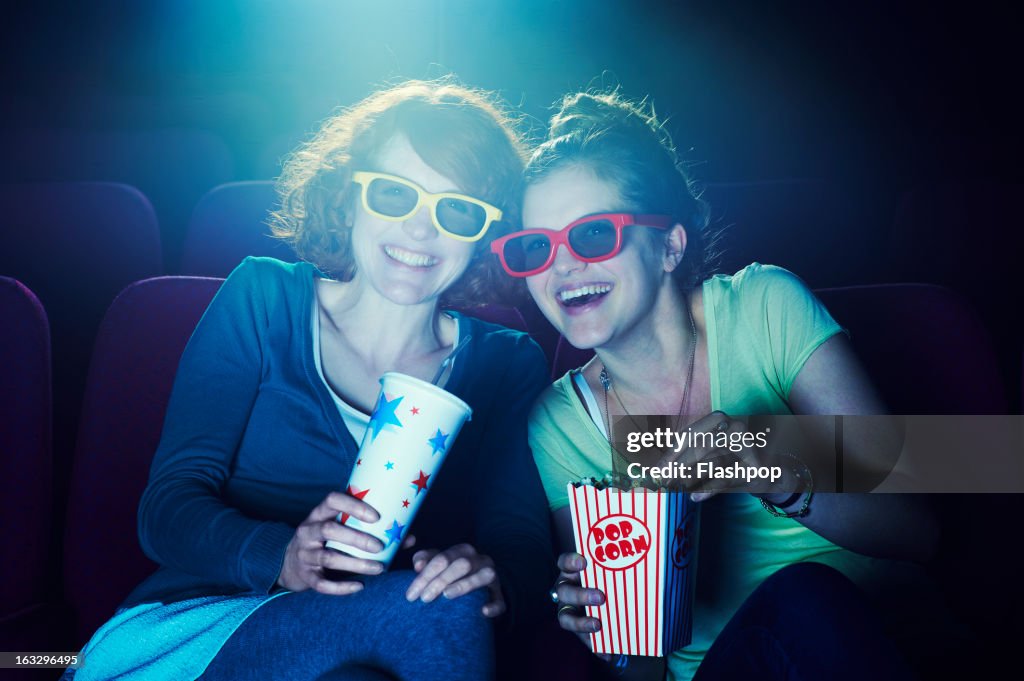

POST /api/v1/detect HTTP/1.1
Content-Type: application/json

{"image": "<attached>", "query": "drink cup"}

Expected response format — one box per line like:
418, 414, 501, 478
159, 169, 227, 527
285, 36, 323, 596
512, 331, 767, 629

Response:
567, 483, 700, 656
326, 372, 472, 567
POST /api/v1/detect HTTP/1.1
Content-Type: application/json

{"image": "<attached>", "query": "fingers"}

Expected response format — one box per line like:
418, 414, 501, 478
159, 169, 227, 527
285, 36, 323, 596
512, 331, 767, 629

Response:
441, 560, 496, 600
412, 549, 439, 572
481, 582, 506, 618
556, 552, 587, 575
555, 580, 605, 609
558, 605, 602, 634
298, 544, 385, 576
405, 544, 474, 601
313, 520, 384, 555
402, 534, 416, 550
306, 576, 366, 596
309, 490, 379, 525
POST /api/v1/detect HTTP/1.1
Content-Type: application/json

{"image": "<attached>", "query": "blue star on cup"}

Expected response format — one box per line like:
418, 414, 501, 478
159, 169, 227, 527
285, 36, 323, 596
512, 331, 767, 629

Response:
384, 519, 406, 547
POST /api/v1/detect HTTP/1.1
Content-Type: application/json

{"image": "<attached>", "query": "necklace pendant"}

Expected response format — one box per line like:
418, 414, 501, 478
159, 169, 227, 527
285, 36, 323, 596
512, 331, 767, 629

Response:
599, 367, 612, 391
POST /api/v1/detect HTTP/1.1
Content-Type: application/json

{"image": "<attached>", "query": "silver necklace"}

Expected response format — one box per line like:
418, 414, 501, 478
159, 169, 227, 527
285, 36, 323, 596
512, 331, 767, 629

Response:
599, 295, 698, 460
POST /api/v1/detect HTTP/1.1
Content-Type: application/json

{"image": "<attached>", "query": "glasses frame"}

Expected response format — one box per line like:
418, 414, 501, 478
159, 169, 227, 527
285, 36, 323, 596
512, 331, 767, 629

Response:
350, 170, 503, 243
490, 212, 674, 277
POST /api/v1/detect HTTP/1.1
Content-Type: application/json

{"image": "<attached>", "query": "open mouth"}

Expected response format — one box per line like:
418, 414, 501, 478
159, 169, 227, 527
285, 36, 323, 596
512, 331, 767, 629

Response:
384, 245, 438, 268
557, 283, 613, 308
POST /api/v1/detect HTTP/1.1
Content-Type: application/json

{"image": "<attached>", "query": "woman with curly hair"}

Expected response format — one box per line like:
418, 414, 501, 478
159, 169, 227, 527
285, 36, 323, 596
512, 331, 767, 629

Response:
66, 79, 553, 681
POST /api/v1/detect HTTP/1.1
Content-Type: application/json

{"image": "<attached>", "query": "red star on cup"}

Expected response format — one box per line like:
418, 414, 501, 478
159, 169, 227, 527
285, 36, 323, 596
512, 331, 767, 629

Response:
410, 470, 430, 496
402, 499, 410, 508
410, 406, 420, 415
340, 485, 370, 524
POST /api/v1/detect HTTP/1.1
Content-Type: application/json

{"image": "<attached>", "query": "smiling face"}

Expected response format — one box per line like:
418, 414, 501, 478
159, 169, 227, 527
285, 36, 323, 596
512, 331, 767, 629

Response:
348, 134, 476, 306
523, 165, 675, 350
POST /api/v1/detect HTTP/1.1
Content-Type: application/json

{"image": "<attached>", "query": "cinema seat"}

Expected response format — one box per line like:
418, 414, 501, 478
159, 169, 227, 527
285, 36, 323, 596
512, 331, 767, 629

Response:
705, 179, 870, 288
0, 278, 53, 653
63, 276, 222, 645
815, 283, 1005, 414
0, 181, 164, 511
180, 181, 296, 276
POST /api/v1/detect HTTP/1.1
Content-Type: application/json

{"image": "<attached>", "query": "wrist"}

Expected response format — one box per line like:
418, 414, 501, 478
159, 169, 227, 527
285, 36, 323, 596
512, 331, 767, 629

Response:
759, 454, 813, 518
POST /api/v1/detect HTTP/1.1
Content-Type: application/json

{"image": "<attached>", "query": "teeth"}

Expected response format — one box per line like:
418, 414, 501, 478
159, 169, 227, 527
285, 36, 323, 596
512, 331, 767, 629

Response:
558, 284, 612, 302
385, 245, 437, 267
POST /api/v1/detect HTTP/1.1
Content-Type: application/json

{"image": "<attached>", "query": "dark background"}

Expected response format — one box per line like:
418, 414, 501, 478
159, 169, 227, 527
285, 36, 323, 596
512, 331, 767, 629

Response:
3, 1, 1021, 407
1, 1, 1022, 674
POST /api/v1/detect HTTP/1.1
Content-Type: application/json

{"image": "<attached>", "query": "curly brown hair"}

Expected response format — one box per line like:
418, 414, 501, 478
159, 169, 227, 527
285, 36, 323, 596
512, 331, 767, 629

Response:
270, 78, 527, 307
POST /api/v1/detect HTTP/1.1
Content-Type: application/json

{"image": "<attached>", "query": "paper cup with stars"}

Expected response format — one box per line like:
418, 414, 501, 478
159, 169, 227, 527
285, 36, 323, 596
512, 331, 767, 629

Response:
326, 371, 472, 567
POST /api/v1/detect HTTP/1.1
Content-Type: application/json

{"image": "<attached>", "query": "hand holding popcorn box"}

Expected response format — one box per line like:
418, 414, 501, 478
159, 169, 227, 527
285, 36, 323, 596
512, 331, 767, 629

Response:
567, 481, 700, 657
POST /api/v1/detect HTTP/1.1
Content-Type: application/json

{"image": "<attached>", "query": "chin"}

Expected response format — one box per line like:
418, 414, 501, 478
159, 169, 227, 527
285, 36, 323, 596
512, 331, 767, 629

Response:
377, 281, 440, 307
559, 322, 614, 351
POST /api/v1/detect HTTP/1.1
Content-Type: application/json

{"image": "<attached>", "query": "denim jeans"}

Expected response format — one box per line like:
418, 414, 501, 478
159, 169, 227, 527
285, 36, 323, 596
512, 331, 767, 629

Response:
199, 571, 493, 681
694, 562, 913, 680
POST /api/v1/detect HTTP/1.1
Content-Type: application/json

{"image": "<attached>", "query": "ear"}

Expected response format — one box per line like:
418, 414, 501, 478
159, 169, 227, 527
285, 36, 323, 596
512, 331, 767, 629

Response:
662, 224, 688, 273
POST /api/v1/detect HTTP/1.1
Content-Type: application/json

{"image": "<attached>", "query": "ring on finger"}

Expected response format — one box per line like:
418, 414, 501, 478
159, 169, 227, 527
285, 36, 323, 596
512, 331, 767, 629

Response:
715, 418, 730, 433
550, 577, 573, 604
557, 603, 579, 617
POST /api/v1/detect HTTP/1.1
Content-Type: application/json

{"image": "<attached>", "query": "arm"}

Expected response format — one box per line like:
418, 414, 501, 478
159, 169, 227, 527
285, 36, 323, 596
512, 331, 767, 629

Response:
137, 259, 295, 592
779, 333, 939, 562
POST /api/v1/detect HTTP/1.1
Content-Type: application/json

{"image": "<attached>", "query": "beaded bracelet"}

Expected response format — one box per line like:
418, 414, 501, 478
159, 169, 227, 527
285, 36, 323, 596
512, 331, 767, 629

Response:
760, 454, 813, 518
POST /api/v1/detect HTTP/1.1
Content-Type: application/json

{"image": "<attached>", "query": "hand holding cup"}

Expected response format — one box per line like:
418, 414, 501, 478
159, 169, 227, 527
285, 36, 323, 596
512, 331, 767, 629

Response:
277, 490, 388, 595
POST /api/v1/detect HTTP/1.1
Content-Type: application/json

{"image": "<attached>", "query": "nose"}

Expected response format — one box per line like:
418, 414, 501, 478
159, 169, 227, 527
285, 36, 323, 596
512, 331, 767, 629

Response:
402, 205, 438, 241
550, 243, 585, 276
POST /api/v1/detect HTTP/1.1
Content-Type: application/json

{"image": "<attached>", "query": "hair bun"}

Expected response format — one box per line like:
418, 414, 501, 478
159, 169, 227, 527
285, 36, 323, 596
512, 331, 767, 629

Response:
548, 91, 657, 141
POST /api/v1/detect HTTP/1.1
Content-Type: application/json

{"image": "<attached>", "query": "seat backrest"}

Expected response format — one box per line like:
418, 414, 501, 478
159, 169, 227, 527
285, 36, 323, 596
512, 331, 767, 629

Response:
705, 179, 871, 287
0, 277, 52, 622
0, 181, 164, 486
817, 284, 1007, 415
551, 283, 1006, 414
180, 181, 296, 276
454, 303, 528, 333
63, 276, 223, 644
0, 127, 236, 269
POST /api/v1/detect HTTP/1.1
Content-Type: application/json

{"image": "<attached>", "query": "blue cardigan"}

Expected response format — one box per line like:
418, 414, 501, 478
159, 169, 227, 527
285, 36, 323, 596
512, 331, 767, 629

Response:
122, 257, 554, 627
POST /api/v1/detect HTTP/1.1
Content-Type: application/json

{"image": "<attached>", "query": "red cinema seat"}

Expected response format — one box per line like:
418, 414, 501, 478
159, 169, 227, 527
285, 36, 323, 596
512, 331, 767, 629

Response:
0, 278, 53, 653
63, 276, 222, 645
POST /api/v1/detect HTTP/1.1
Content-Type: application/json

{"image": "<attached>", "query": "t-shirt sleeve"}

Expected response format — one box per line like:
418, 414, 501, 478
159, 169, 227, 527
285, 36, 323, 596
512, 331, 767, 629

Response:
736, 264, 844, 399
137, 257, 295, 593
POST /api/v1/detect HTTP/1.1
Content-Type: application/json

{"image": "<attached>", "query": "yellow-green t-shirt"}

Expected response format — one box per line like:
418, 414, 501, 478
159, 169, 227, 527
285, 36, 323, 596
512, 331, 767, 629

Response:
529, 264, 880, 680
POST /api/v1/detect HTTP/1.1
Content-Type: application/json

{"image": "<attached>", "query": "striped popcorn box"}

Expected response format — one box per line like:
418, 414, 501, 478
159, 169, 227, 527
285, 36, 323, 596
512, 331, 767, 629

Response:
566, 483, 699, 657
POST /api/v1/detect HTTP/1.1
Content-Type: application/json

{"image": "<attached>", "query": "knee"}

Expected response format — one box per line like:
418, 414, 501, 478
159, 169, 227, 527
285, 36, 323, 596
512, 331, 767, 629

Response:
765, 561, 850, 595
419, 588, 489, 628
755, 562, 864, 626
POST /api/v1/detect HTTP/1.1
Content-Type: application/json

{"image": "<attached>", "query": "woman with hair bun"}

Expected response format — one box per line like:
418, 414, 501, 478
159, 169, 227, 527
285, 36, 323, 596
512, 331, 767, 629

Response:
493, 90, 936, 679
64, 79, 553, 681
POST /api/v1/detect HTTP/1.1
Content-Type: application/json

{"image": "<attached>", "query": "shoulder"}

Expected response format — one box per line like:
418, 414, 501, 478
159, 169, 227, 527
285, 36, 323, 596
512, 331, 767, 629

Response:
705, 263, 813, 307
225, 256, 318, 294
217, 256, 318, 313
528, 373, 577, 430
704, 263, 819, 326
